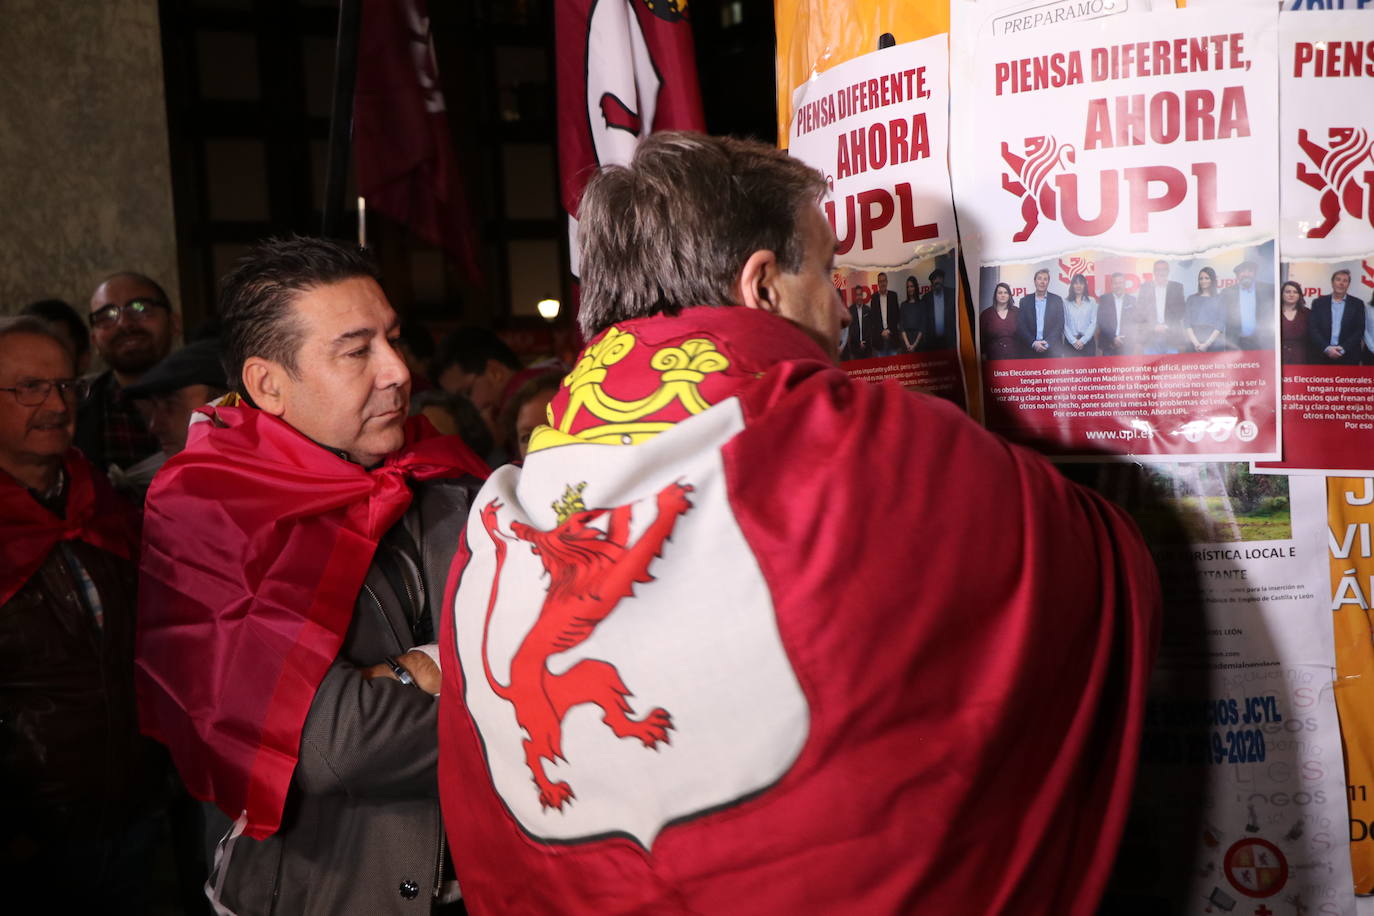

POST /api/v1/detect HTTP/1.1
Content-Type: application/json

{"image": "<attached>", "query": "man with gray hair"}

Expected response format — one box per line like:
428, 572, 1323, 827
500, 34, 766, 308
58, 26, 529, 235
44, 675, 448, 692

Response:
437, 132, 1160, 915
0, 317, 164, 909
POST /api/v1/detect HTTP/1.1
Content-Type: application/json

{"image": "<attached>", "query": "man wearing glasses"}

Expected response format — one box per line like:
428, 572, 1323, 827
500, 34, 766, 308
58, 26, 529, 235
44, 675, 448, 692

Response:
75, 272, 179, 475
0, 317, 165, 909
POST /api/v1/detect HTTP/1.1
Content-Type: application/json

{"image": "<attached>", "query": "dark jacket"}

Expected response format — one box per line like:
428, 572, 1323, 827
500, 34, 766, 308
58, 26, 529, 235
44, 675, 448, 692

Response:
1096, 293, 1134, 355
1309, 294, 1366, 365
211, 477, 478, 915
844, 304, 882, 360
1015, 292, 1065, 357
0, 540, 165, 844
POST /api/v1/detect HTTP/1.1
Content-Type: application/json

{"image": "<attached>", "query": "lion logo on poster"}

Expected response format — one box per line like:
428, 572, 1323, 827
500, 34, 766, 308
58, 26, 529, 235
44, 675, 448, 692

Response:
476, 481, 694, 811
1296, 127, 1374, 238
1001, 136, 1077, 243
1364, 259, 1374, 290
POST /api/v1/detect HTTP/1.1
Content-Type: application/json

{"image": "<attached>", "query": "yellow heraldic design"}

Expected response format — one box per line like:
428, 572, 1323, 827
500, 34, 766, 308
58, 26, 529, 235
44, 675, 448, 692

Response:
551, 482, 588, 524
528, 327, 730, 452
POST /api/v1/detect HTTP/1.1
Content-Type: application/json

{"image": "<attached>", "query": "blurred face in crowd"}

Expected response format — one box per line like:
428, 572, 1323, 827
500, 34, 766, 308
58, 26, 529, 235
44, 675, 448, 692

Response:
0, 333, 76, 476
439, 360, 512, 416
146, 384, 217, 456
1034, 271, 1049, 294
1198, 270, 1214, 294
1236, 264, 1256, 290
1111, 274, 1126, 298
876, 273, 888, 294
245, 277, 410, 468
1153, 261, 1170, 286
515, 390, 556, 459
1334, 272, 1351, 297
772, 207, 848, 361
88, 275, 177, 377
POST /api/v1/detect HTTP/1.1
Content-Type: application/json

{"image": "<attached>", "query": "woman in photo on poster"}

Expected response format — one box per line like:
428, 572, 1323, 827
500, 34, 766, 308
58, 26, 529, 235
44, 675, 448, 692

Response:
980, 281, 1021, 360
1185, 266, 1226, 353
900, 276, 923, 353
1279, 280, 1310, 366
1063, 273, 1097, 357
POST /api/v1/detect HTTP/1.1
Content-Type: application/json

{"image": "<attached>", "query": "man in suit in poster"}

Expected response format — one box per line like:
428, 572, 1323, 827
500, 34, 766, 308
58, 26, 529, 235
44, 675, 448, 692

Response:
1308, 268, 1365, 366
873, 273, 901, 357
1015, 269, 1063, 358
1223, 260, 1274, 352
1096, 272, 1134, 357
845, 286, 881, 360
920, 269, 957, 352
1134, 260, 1186, 355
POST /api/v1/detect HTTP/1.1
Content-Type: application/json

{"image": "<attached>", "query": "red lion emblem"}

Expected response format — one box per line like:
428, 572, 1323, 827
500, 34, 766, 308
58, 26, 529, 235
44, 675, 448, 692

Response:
1001, 135, 1076, 242
1296, 127, 1374, 238
1364, 259, 1374, 290
478, 481, 694, 810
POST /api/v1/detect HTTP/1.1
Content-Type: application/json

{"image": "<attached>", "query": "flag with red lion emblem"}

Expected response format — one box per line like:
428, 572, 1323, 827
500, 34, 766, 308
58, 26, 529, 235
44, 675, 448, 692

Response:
555, 0, 705, 282
437, 305, 1159, 914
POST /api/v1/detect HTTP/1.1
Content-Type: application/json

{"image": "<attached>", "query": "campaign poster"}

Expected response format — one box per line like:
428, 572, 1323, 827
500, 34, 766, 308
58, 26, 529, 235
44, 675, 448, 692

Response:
787, 35, 968, 407
951, 0, 1282, 459
1254, 9, 1374, 474
1090, 464, 1354, 914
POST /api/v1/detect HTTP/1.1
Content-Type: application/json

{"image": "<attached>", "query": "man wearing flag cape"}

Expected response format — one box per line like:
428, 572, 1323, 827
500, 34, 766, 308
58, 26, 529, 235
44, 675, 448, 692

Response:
0, 316, 165, 909
438, 133, 1161, 914
136, 237, 488, 914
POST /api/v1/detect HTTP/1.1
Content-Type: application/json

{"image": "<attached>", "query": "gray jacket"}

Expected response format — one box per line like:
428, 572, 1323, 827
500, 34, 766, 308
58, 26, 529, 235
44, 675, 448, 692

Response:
209, 477, 477, 915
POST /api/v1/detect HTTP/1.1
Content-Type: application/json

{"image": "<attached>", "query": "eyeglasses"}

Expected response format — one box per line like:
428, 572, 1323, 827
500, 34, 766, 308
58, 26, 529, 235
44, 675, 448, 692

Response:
89, 298, 168, 328
0, 377, 90, 406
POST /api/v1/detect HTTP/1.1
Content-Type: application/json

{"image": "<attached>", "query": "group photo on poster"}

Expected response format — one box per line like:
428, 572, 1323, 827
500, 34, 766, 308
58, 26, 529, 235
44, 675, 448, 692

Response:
977, 242, 1277, 453
837, 251, 964, 402
952, 0, 1282, 458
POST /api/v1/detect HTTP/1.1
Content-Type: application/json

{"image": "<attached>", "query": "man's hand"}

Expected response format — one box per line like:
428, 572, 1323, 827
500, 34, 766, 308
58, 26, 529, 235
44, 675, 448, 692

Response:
362, 650, 442, 696
1326, 345, 1344, 360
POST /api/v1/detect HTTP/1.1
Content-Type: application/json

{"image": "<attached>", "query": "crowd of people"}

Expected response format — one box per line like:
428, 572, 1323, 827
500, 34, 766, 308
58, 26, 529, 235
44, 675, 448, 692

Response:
981, 259, 1279, 359
2, 132, 1161, 914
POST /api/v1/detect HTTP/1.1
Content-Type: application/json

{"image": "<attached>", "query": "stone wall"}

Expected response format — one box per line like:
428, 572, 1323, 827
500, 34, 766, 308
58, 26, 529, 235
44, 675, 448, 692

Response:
0, 0, 178, 317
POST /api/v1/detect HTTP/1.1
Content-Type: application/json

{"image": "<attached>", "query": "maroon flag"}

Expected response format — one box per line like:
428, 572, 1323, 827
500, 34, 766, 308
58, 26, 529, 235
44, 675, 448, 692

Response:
555, 0, 706, 280
354, 0, 482, 284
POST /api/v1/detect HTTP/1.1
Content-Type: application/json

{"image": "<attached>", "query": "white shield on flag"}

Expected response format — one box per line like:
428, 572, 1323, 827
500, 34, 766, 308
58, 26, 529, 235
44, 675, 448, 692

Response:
451, 401, 810, 849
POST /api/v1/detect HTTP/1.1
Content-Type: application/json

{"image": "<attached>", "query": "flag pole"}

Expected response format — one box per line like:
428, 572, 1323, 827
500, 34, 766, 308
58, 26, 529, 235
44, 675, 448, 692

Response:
322, 0, 363, 241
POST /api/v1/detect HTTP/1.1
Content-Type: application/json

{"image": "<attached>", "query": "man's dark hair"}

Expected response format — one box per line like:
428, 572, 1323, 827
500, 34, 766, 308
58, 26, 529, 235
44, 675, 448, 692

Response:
20, 299, 89, 359
1333, 268, 1352, 284
432, 327, 520, 378
928, 269, 946, 285
218, 236, 379, 395
576, 131, 828, 338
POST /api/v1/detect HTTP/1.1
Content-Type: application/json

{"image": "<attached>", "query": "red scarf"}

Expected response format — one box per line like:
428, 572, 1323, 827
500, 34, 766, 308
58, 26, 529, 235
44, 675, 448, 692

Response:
136, 405, 487, 839
0, 450, 138, 607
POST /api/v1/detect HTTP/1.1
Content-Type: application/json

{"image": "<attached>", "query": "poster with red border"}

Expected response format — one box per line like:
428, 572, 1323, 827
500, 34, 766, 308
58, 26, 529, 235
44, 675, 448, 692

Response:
952, 0, 1282, 460
1254, 7, 1374, 475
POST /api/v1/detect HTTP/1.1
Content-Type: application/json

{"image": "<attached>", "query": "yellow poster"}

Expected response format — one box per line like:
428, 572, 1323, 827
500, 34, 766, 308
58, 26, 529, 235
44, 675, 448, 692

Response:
775, 1, 948, 148
1328, 477, 1374, 894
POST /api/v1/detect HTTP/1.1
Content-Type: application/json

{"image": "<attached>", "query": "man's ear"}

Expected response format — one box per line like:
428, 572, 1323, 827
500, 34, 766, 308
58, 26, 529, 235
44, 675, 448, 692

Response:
485, 359, 514, 387
737, 249, 784, 315
242, 357, 286, 416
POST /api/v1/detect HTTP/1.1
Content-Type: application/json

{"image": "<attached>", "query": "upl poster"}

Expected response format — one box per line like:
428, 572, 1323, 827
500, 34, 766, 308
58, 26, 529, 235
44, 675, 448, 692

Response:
952, 0, 1282, 459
